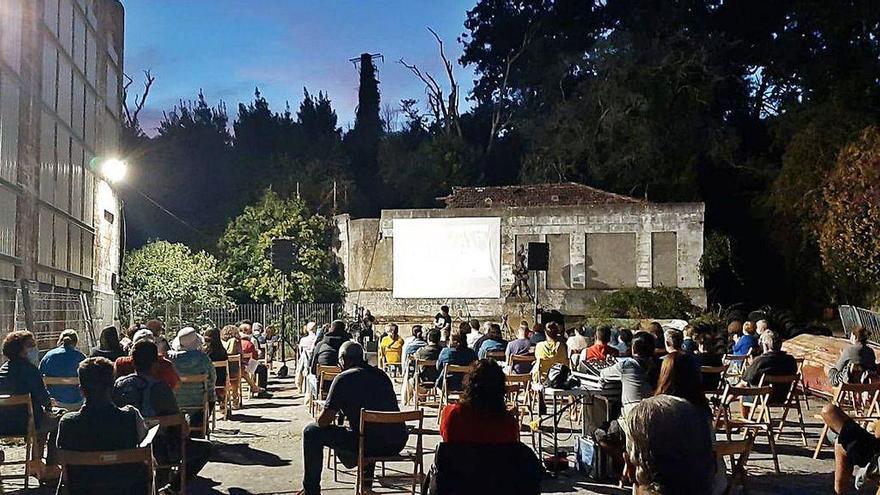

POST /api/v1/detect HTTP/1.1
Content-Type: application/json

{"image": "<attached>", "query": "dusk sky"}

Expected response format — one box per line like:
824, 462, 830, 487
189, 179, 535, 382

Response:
123, 0, 479, 136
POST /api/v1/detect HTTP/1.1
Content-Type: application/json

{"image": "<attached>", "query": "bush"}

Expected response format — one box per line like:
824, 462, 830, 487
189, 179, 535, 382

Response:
591, 287, 697, 320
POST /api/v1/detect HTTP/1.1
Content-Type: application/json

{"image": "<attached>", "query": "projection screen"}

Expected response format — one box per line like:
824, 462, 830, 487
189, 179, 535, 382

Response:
393, 217, 501, 299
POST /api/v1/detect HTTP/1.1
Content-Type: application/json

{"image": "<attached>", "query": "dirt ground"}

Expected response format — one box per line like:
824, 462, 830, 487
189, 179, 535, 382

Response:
0, 362, 842, 495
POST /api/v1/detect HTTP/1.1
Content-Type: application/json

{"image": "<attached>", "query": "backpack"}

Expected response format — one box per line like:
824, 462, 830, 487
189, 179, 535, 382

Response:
113, 374, 159, 418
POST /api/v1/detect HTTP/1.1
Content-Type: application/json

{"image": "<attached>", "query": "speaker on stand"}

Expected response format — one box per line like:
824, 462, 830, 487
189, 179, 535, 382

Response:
527, 242, 550, 324
268, 237, 298, 377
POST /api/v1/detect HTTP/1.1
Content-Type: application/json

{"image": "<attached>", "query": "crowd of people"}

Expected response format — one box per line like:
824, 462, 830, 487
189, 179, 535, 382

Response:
0, 318, 272, 494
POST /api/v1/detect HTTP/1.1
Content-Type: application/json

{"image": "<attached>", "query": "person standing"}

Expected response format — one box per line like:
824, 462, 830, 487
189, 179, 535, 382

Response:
40, 329, 86, 409
435, 305, 452, 340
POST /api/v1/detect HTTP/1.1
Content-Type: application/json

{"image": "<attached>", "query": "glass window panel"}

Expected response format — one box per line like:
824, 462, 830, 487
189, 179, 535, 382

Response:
105, 65, 119, 117
0, 188, 16, 257
0, 0, 22, 72
56, 133, 70, 211
85, 31, 97, 87
69, 224, 81, 275
0, 77, 20, 183
57, 58, 72, 125
54, 215, 68, 271
73, 12, 86, 71
59, 0, 73, 55
84, 90, 95, 148
39, 111, 56, 202
83, 170, 94, 226
71, 74, 84, 138
44, 0, 60, 35
70, 141, 83, 219
38, 208, 53, 266
42, 42, 58, 109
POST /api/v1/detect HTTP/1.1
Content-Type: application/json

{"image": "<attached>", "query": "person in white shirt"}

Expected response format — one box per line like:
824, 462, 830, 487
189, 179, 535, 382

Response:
295, 322, 318, 390
467, 322, 487, 349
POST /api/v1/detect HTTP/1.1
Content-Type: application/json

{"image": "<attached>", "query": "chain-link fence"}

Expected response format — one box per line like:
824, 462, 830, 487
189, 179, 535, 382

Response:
0, 283, 96, 355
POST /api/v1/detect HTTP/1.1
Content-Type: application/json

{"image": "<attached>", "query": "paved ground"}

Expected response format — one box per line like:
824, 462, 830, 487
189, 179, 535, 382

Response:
0, 362, 844, 494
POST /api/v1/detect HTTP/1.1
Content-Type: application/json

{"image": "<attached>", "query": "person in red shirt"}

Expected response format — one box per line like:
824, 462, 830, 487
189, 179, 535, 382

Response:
440, 359, 519, 444
114, 329, 180, 391
581, 325, 620, 363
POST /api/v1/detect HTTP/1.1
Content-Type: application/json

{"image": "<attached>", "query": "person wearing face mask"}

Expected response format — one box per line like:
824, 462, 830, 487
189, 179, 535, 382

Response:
0, 330, 61, 481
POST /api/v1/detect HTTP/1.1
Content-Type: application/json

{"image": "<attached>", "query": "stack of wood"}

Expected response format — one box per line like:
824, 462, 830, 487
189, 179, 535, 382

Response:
782, 334, 880, 396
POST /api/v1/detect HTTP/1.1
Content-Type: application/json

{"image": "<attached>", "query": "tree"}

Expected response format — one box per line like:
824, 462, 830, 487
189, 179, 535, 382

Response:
818, 127, 880, 305
119, 241, 228, 326
218, 189, 343, 303
346, 54, 384, 215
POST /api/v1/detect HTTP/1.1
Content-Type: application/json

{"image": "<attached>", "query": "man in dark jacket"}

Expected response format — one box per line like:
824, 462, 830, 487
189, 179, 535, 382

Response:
307, 320, 351, 399
741, 330, 797, 403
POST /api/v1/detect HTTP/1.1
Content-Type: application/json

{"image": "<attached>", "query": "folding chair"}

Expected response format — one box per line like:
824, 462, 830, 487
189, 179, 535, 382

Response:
241, 352, 255, 397
793, 357, 811, 409
714, 385, 780, 474
485, 350, 506, 362
438, 364, 471, 425
413, 359, 438, 414
212, 360, 232, 425
42, 376, 82, 411
754, 374, 807, 446
715, 431, 757, 495
701, 365, 728, 402
145, 413, 188, 495
505, 373, 534, 445
227, 354, 243, 409
0, 395, 36, 491
357, 409, 424, 495
57, 445, 155, 495
177, 374, 210, 439
722, 354, 748, 382
310, 365, 342, 418
507, 354, 536, 375
813, 381, 880, 459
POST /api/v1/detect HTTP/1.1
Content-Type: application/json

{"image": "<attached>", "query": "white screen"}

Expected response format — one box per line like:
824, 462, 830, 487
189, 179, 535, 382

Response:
393, 217, 501, 299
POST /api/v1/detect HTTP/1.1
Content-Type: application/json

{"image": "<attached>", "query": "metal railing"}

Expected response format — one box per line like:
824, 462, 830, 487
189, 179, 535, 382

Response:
0, 284, 96, 354
839, 305, 880, 340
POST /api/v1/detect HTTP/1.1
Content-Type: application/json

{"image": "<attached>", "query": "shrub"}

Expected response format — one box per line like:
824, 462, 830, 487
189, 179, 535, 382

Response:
591, 287, 697, 320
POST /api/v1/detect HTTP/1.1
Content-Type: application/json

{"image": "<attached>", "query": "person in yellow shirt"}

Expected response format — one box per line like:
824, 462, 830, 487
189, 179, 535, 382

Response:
379, 323, 405, 376
533, 322, 569, 383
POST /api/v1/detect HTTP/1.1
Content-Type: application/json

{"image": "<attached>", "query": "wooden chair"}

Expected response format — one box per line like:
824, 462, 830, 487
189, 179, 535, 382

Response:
357, 409, 424, 495
145, 413, 188, 495
438, 364, 471, 425
413, 359, 439, 414
701, 365, 729, 402
177, 374, 210, 439
240, 352, 255, 396
568, 348, 581, 370
794, 357, 811, 409
714, 385, 780, 474
485, 350, 506, 362
505, 374, 534, 425
212, 360, 232, 425
753, 374, 807, 446
310, 365, 342, 418
0, 395, 36, 491
715, 431, 757, 495
813, 381, 880, 458
227, 354, 243, 409
57, 445, 155, 495
507, 354, 536, 375
42, 376, 82, 410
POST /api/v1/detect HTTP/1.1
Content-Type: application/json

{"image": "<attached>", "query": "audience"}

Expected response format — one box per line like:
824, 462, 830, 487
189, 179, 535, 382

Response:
40, 329, 86, 409
295, 322, 318, 389
115, 329, 181, 391
529, 322, 547, 345
307, 320, 351, 400
756, 319, 770, 335
828, 325, 877, 386
477, 323, 507, 359
113, 340, 212, 492
56, 357, 149, 494
300, 342, 407, 495
654, 351, 710, 415
733, 321, 760, 356
582, 325, 619, 362
90, 326, 126, 362
566, 325, 590, 357
533, 322, 569, 382
0, 330, 59, 481
466, 321, 483, 349
240, 324, 271, 397
168, 327, 217, 434
440, 359, 518, 443
600, 332, 658, 417
625, 395, 717, 494
379, 323, 405, 370
506, 323, 533, 374
740, 330, 797, 402
821, 403, 880, 494
145, 319, 165, 336
616, 328, 634, 357
414, 328, 444, 383
436, 328, 479, 391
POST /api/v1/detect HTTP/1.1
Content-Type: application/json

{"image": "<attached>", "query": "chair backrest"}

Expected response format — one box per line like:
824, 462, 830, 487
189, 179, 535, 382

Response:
227, 354, 242, 376
212, 360, 230, 386
58, 446, 153, 466
43, 376, 81, 387
432, 442, 542, 494
415, 359, 437, 383
178, 374, 210, 407
359, 408, 423, 431
485, 350, 506, 361
0, 394, 36, 438
445, 364, 472, 375
832, 381, 880, 417
701, 365, 729, 375
721, 385, 772, 400
757, 374, 798, 405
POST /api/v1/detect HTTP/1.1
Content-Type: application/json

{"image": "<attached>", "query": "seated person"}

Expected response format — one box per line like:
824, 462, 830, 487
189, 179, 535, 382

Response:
477, 323, 507, 359
533, 322, 569, 383
168, 328, 217, 434
566, 325, 590, 358
40, 329, 86, 409
740, 330, 797, 402
440, 359, 518, 444
466, 321, 484, 350
694, 333, 723, 392
582, 325, 619, 362
307, 320, 351, 399
379, 323, 405, 370
822, 403, 880, 494
625, 395, 717, 494
0, 331, 59, 481
528, 323, 547, 346
402, 325, 427, 365
89, 326, 126, 362
299, 342, 407, 495
654, 351, 710, 415
648, 322, 666, 352
733, 321, 760, 357
114, 340, 212, 492
239, 325, 270, 396
616, 328, 634, 357
829, 326, 878, 386
56, 357, 149, 494
115, 329, 180, 391
413, 328, 444, 384
600, 332, 658, 417
505, 324, 533, 374
436, 329, 479, 391
681, 325, 697, 353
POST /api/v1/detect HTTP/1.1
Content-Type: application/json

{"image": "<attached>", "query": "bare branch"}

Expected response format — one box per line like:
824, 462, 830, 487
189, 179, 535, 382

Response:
487, 22, 535, 152
122, 69, 155, 130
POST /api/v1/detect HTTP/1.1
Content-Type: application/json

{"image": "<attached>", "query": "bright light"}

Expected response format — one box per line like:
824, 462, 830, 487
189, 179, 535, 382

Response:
100, 158, 128, 183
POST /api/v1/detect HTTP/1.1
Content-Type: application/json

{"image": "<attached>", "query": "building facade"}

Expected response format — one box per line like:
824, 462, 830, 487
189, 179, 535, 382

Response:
0, 0, 124, 348
335, 183, 705, 325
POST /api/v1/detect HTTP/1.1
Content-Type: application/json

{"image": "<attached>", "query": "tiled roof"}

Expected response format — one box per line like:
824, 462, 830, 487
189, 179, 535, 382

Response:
438, 182, 644, 208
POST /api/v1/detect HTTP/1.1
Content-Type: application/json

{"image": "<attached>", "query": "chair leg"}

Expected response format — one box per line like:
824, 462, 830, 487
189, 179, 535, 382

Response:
765, 426, 780, 474
813, 424, 829, 459
794, 400, 808, 447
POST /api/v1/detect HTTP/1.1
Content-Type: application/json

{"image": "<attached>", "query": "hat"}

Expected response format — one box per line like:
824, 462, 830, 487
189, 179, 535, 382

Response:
132, 329, 155, 344
305, 322, 317, 333
252, 322, 263, 333
172, 327, 204, 351
662, 320, 688, 331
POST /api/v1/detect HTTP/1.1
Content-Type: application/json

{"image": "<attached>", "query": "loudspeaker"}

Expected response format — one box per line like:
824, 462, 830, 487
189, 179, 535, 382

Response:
269, 237, 298, 274
527, 242, 549, 271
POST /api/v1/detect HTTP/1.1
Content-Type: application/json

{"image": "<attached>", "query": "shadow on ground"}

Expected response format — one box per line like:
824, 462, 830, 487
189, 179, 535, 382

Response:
210, 442, 291, 467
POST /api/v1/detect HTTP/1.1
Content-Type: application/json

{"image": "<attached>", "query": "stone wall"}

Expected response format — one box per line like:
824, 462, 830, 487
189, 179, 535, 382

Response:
334, 202, 705, 324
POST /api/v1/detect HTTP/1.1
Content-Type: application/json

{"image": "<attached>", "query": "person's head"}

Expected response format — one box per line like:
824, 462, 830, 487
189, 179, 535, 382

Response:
696, 333, 715, 354
57, 329, 78, 348
619, 328, 634, 347
172, 327, 204, 352
756, 320, 769, 334
203, 327, 223, 353
648, 322, 663, 340
412, 325, 423, 339
77, 357, 116, 402
3, 330, 36, 362
239, 322, 252, 336
469, 318, 480, 332
743, 321, 756, 335
330, 319, 347, 335
480, 321, 492, 335
427, 328, 441, 345
655, 352, 709, 412
852, 326, 869, 345
632, 331, 656, 359
460, 359, 507, 415
626, 395, 715, 494
458, 321, 471, 336
132, 329, 155, 346
545, 322, 562, 342
760, 330, 782, 353
387, 323, 399, 338
440, 305, 449, 315
517, 322, 528, 339
449, 328, 468, 349
132, 340, 159, 374
487, 323, 502, 341
338, 341, 365, 370
596, 325, 611, 345
145, 319, 164, 336
155, 335, 170, 356
683, 325, 694, 339
99, 326, 122, 351
664, 329, 683, 353
252, 322, 263, 335
533, 323, 546, 335
221, 325, 239, 342
127, 324, 140, 339
727, 319, 743, 337
304, 321, 317, 336
575, 325, 588, 337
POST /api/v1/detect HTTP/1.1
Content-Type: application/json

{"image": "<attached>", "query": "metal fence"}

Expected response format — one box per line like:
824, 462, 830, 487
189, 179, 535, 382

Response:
0, 284, 96, 354
839, 305, 880, 340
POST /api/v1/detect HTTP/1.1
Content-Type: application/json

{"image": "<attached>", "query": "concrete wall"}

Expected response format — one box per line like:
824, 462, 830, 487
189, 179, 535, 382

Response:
334, 202, 705, 324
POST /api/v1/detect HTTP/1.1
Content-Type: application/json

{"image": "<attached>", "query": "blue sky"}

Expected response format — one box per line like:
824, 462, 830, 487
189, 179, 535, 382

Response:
122, 0, 479, 136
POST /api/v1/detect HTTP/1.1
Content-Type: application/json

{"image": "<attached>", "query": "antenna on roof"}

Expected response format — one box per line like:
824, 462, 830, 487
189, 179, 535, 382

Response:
349, 53, 384, 69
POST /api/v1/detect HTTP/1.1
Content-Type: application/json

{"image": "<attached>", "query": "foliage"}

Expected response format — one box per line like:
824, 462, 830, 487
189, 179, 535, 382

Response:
217, 189, 344, 303
699, 231, 745, 307
119, 241, 228, 325
591, 287, 697, 320
818, 127, 880, 303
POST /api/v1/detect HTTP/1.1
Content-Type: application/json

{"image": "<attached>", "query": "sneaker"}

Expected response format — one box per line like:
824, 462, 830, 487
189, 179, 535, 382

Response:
255, 391, 274, 399
855, 455, 880, 490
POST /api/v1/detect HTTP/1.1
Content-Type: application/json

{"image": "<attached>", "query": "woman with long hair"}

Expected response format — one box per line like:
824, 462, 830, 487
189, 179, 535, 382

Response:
90, 325, 125, 361
654, 351, 710, 414
435, 327, 478, 391
203, 327, 229, 404
440, 358, 519, 443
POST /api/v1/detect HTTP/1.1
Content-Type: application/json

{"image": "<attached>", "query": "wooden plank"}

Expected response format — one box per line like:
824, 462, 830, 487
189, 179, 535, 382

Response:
782, 334, 880, 396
